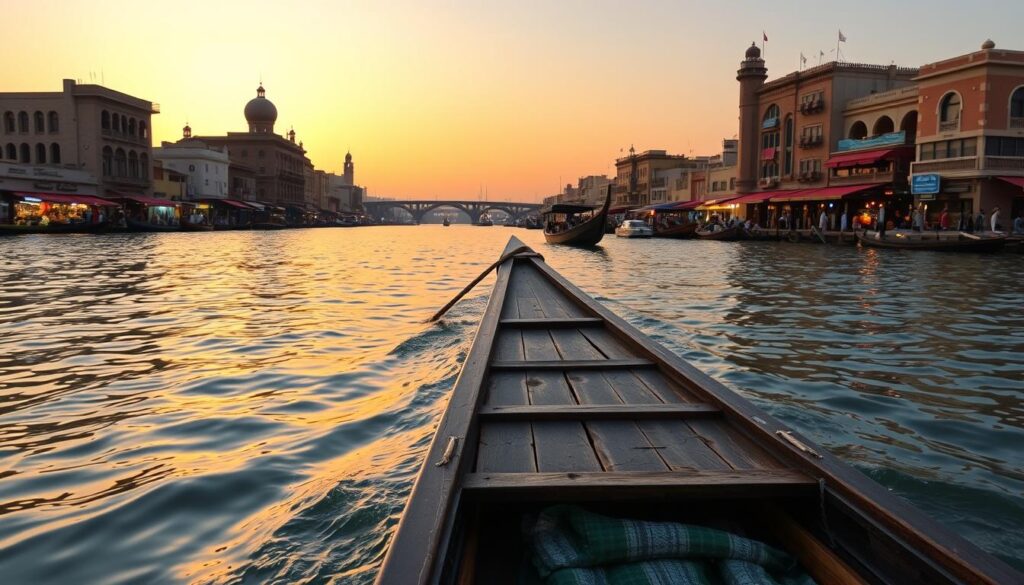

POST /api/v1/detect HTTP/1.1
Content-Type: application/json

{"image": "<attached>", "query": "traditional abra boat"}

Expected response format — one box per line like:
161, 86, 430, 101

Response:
376, 236, 1019, 585
695, 224, 744, 241
542, 186, 611, 247
654, 221, 698, 239
856, 230, 1007, 252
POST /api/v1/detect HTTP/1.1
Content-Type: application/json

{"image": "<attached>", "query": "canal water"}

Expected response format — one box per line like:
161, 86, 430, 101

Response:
0, 227, 1021, 583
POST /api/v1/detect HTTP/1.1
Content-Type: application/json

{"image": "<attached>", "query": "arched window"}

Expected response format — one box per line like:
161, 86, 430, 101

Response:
939, 92, 961, 129
34, 111, 45, 133
48, 111, 59, 133
112, 113, 120, 133
35, 143, 47, 164
848, 121, 868, 140
128, 118, 136, 136
128, 150, 139, 178
121, 116, 128, 134
1011, 87, 1024, 127
900, 111, 918, 143
2, 112, 14, 133
102, 146, 113, 176
101, 110, 110, 130
140, 153, 149, 179
139, 121, 148, 139
5, 143, 15, 160
873, 116, 894, 136
783, 116, 794, 176
114, 148, 127, 176
19, 143, 30, 163
50, 143, 61, 164
17, 111, 29, 133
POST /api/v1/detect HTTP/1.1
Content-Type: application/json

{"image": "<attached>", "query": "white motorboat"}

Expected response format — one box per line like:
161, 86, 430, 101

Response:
615, 219, 653, 238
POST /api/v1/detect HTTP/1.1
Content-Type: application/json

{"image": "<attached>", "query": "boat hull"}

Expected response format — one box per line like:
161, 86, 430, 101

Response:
696, 225, 744, 241
856, 231, 1006, 252
653, 222, 698, 239
0, 222, 108, 235
125, 219, 180, 232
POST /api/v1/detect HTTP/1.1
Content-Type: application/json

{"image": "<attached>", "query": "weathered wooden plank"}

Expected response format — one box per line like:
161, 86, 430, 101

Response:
600, 370, 663, 404
521, 330, 560, 361
479, 403, 720, 421
525, 371, 577, 405
491, 359, 655, 371
566, 371, 667, 471
522, 265, 589, 318
485, 372, 528, 406
631, 368, 699, 404
532, 422, 603, 472
636, 420, 732, 471
549, 328, 604, 360
579, 327, 641, 359
688, 419, 784, 470
499, 318, 602, 328
476, 422, 536, 473
462, 469, 816, 496
493, 329, 524, 361
761, 507, 869, 585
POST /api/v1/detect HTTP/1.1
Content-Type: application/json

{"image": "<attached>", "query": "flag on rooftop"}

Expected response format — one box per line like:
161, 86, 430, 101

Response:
839, 30, 847, 42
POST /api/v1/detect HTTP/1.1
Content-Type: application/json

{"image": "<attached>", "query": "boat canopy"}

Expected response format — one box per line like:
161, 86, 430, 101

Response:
12, 191, 118, 207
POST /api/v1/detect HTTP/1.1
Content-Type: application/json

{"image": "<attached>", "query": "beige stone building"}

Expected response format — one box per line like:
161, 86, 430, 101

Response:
183, 85, 309, 206
0, 79, 158, 197
614, 148, 707, 207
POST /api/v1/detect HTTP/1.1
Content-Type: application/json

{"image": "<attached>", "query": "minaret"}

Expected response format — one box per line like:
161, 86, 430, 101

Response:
182, 122, 192, 139
736, 42, 768, 194
343, 151, 354, 186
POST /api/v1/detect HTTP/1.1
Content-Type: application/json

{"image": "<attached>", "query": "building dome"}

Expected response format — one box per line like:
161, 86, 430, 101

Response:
745, 42, 761, 59
981, 39, 996, 50
244, 84, 278, 131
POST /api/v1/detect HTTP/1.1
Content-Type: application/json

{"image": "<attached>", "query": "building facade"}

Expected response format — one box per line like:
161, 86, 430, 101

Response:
153, 135, 230, 199
182, 85, 309, 206
614, 149, 706, 207
0, 79, 158, 197
910, 40, 1024, 224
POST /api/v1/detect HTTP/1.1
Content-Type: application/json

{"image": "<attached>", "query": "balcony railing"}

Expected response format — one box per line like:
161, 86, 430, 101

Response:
1011, 117, 1024, 129
984, 156, 1024, 170
911, 156, 977, 173
829, 169, 896, 186
651, 178, 667, 188
796, 171, 822, 182
938, 119, 960, 132
799, 136, 824, 149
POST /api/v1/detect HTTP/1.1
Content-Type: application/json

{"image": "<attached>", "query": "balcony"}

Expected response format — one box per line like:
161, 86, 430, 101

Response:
911, 156, 977, 174
759, 177, 780, 188
799, 136, 824, 149
829, 169, 895, 186
984, 156, 1024, 171
651, 177, 667, 188
796, 171, 822, 183
938, 119, 960, 132
799, 100, 825, 114
1011, 117, 1024, 129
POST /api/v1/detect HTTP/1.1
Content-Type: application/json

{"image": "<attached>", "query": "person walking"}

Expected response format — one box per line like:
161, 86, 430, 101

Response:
911, 207, 921, 231
939, 206, 950, 230
877, 204, 887, 237
991, 206, 1000, 232
840, 209, 848, 232
976, 209, 985, 232
818, 209, 828, 232
1013, 214, 1024, 234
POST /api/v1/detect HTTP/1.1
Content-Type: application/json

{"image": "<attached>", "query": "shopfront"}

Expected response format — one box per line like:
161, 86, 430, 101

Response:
0, 191, 118, 232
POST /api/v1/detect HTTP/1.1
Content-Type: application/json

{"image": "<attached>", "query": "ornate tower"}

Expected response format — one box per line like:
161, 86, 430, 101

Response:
182, 122, 192, 139
343, 151, 354, 186
736, 43, 767, 194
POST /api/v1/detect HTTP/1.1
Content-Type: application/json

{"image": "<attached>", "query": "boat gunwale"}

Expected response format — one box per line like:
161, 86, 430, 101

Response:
524, 242, 1019, 585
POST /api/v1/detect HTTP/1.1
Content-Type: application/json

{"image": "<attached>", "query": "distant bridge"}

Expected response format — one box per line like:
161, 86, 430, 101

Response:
362, 200, 543, 224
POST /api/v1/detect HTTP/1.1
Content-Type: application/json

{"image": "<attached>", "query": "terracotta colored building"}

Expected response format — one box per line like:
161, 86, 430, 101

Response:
182, 85, 309, 207
614, 148, 706, 208
910, 40, 1024, 224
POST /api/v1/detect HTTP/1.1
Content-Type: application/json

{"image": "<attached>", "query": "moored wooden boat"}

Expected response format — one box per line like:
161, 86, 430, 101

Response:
376, 235, 1020, 585
856, 230, 1007, 252
180, 221, 214, 232
695, 224, 744, 241
126, 218, 180, 232
542, 186, 611, 247
0, 222, 109, 235
653, 221, 698, 239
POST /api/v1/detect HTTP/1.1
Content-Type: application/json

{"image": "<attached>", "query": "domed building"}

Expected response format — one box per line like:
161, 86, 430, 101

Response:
180, 83, 311, 208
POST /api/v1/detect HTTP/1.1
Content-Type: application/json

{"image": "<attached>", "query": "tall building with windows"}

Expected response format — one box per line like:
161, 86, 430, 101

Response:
0, 79, 158, 197
182, 85, 309, 206
154, 135, 230, 199
909, 40, 1024, 222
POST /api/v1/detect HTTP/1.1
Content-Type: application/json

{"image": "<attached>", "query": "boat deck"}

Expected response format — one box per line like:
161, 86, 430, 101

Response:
470, 262, 811, 497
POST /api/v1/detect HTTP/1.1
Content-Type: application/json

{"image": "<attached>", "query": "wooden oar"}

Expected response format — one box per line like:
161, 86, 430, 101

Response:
427, 245, 542, 322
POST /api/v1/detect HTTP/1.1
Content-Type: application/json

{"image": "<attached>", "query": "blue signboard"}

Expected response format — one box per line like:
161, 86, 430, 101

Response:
911, 173, 941, 195
837, 131, 906, 152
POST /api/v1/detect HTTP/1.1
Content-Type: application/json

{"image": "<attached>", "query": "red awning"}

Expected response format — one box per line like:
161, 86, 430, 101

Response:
998, 176, 1024, 190
608, 206, 636, 214
110, 192, 179, 207
13, 192, 118, 206
769, 184, 882, 202
729, 191, 782, 205
672, 200, 703, 210
824, 147, 908, 168
212, 199, 254, 209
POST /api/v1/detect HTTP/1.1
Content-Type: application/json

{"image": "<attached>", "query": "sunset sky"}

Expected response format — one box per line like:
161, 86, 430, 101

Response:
6, 0, 1023, 201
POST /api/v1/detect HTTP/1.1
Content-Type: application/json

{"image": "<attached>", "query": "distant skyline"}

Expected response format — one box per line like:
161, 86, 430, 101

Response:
5, 0, 1023, 201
